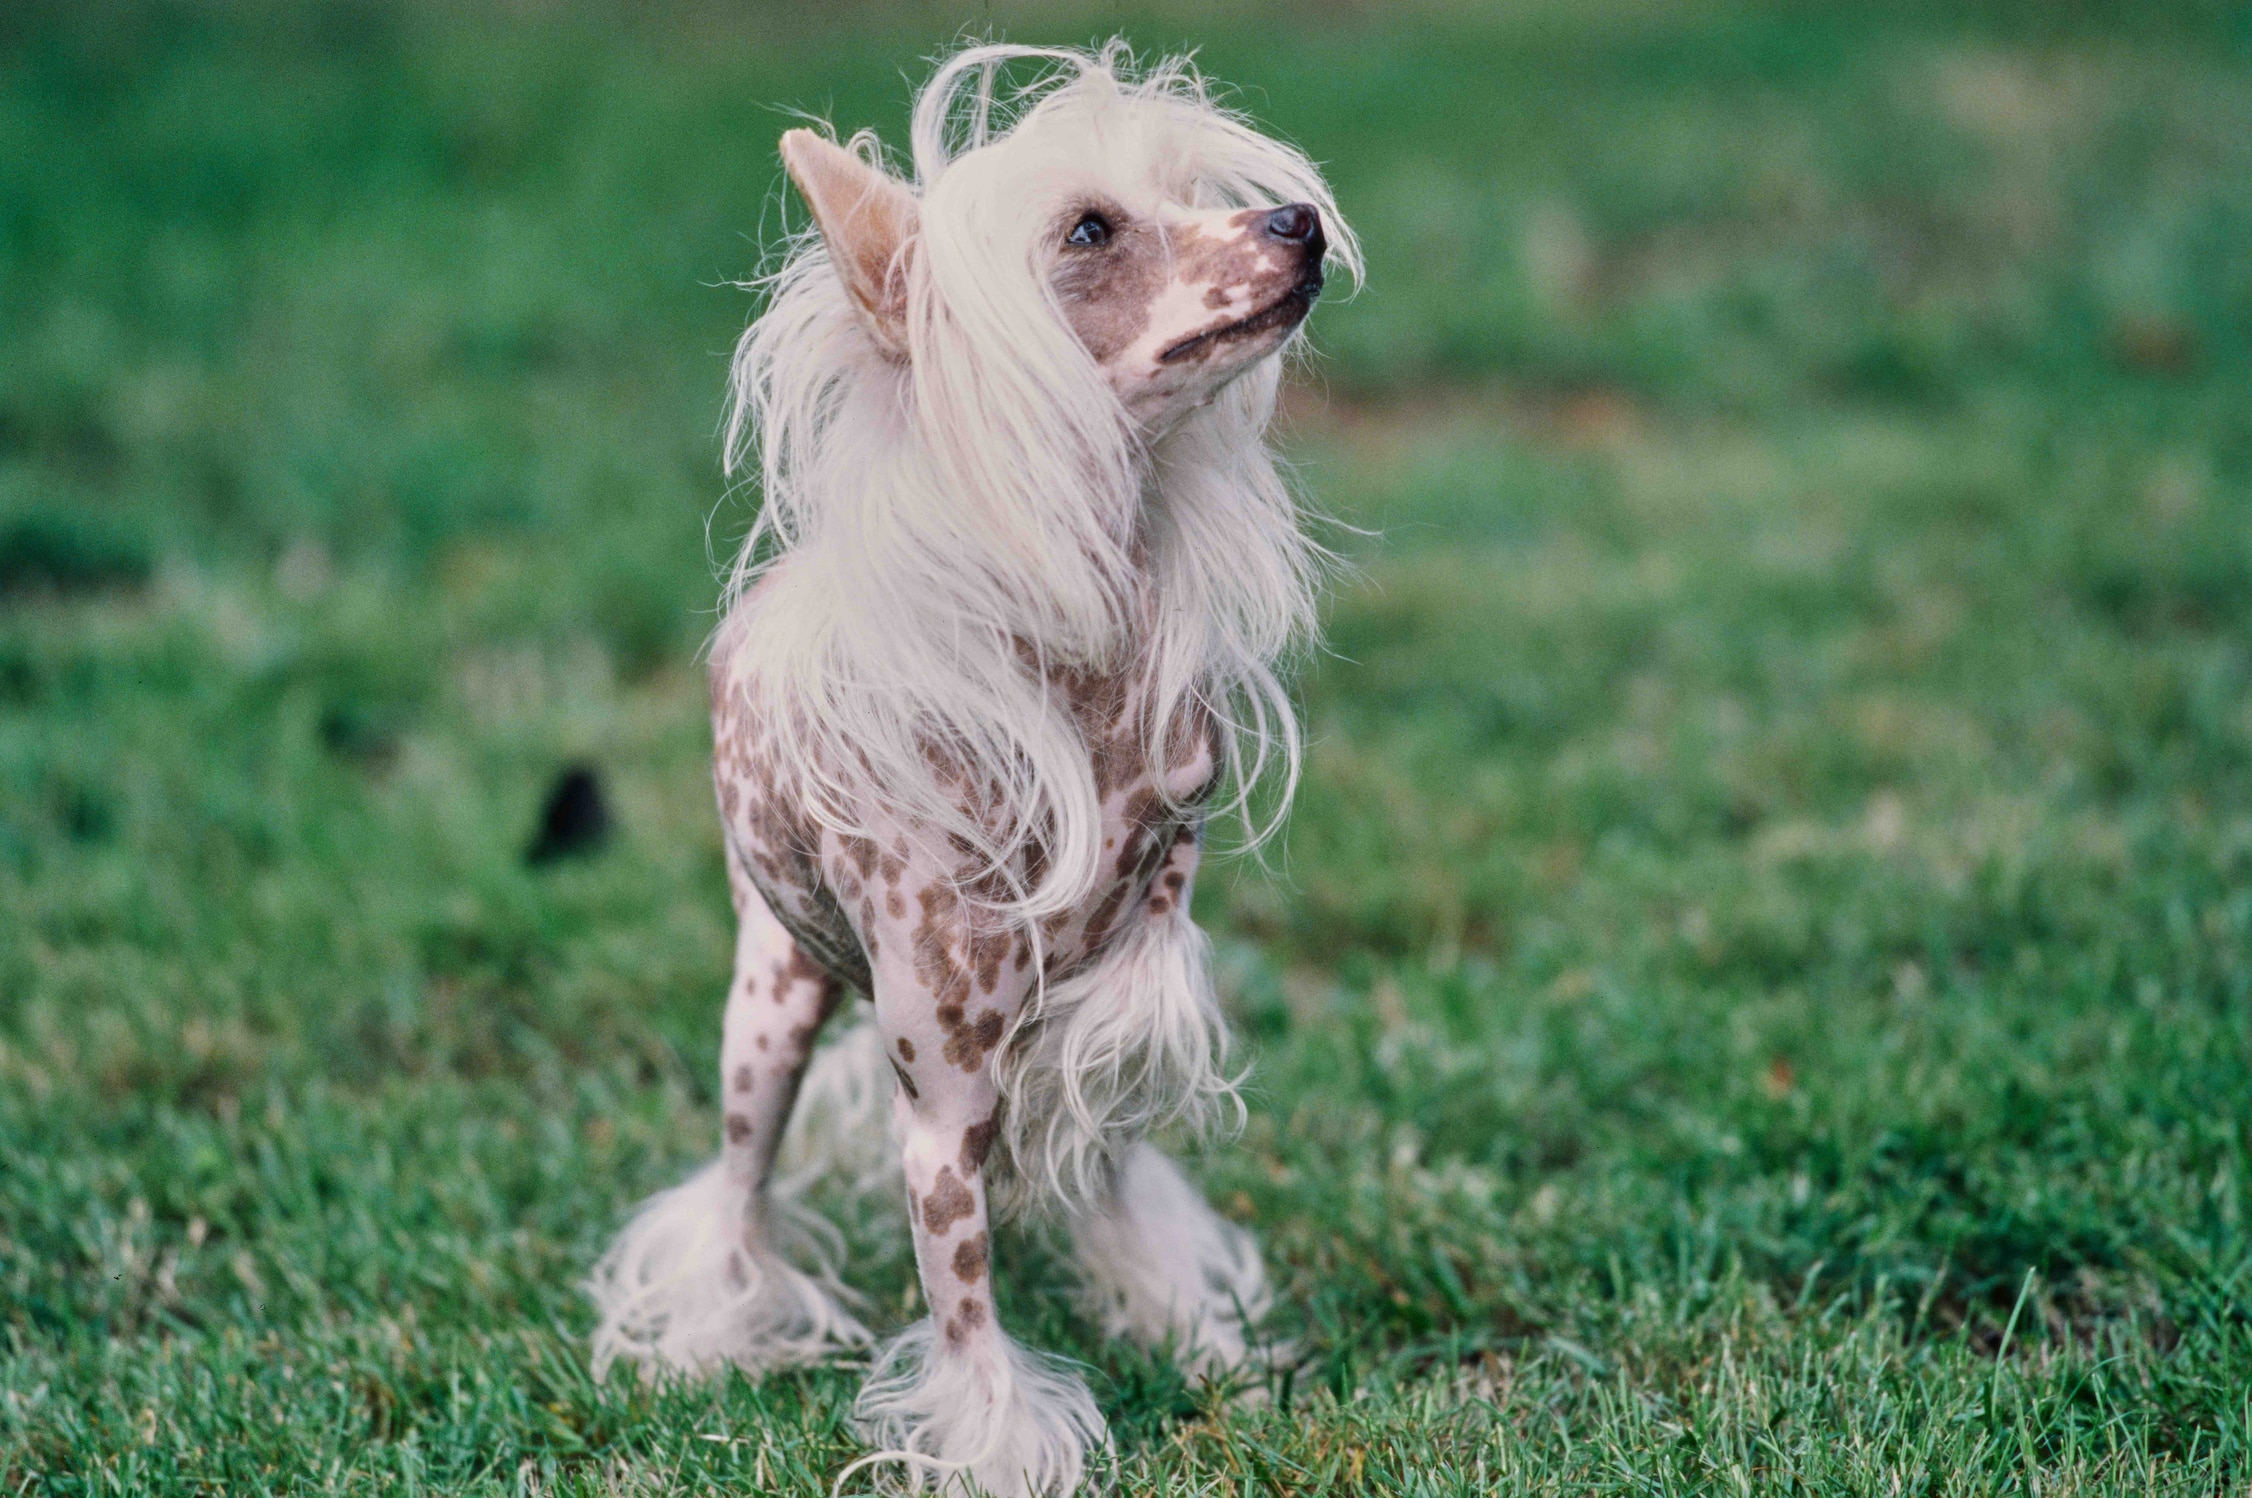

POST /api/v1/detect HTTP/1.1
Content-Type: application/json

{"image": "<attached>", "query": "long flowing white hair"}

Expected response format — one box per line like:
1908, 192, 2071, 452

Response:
718, 41, 1361, 923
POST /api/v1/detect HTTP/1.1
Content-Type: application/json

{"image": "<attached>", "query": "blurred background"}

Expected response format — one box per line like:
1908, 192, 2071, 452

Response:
5, 1, 2252, 1492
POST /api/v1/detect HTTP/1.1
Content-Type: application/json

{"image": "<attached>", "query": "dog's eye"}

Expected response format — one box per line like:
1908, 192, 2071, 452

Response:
1064, 212, 1112, 248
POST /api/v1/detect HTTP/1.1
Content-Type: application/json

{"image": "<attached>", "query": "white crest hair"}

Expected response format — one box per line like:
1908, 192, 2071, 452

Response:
719, 40, 1362, 922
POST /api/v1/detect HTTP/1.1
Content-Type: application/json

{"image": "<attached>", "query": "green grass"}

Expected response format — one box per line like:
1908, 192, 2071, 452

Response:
7, 0, 2252, 1491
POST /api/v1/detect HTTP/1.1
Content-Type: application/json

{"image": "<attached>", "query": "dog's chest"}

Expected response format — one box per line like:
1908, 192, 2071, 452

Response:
711, 667, 1214, 995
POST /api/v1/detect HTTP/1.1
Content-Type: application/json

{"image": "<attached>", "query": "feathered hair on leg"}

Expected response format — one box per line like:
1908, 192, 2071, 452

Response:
843, 1318, 1109, 1498
714, 40, 1362, 936
1070, 1141, 1274, 1376
993, 891, 1240, 1215
583, 1158, 871, 1382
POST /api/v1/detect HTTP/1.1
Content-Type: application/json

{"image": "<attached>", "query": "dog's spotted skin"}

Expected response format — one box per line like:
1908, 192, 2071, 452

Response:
718, 840, 841, 1223
708, 630, 1216, 1368
577, 44, 1363, 1496
1055, 203, 1320, 424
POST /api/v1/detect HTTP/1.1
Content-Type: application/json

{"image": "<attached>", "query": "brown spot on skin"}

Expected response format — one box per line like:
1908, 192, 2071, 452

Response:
725, 1114, 752, 1145
1150, 861, 1189, 915
923, 1167, 976, 1236
1134, 838, 1168, 885
942, 1008, 1007, 1071
1082, 880, 1131, 951
943, 1297, 989, 1347
1111, 834, 1145, 885
971, 928, 1010, 994
897, 1037, 916, 1063
952, 1232, 989, 1283
886, 889, 906, 920
732, 1065, 753, 1092
1119, 788, 1163, 862
1051, 203, 1161, 365
889, 1057, 919, 1101
756, 1034, 769, 1051
912, 883, 974, 1014
960, 1114, 998, 1173
1156, 213, 1308, 365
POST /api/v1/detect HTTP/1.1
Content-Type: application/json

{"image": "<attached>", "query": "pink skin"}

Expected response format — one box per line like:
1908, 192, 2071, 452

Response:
708, 646, 1216, 1375
1098, 206, 1319, 427
718, 841, 841, 1224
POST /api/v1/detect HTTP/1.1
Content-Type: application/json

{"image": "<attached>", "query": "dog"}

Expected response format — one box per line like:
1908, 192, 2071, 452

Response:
585, 42, 1358, 1496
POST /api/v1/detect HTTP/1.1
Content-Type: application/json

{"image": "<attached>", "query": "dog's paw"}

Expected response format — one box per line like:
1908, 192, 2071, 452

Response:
847, 1319, 1107, 1496
1071, 1142, 1273, 1377
586, 1159, 870, 1381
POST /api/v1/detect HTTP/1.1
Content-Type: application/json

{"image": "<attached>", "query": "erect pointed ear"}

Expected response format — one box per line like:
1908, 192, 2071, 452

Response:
780, 129, 917, 360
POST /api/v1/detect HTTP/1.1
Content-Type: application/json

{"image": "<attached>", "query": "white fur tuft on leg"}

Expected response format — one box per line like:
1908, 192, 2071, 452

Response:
586, 1157, 871, 1382
1071, 1142, 1271, 1375
997, 904, 1239, 1214
846, 1319, 1108, 1498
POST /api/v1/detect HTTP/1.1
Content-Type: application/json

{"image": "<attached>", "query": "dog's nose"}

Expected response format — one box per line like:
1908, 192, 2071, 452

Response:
1261, 203, 1322, 250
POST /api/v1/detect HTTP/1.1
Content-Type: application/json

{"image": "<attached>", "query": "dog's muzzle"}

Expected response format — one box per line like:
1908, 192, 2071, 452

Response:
1260, 203, 1328, 300
1155, 204, 1330, 365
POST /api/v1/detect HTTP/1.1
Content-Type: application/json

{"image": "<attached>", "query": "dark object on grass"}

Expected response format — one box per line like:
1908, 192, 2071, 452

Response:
318, 699, 402, 769
527, 764, 612, 865
0, 515, 151, 598
2110, 314, 2198, 375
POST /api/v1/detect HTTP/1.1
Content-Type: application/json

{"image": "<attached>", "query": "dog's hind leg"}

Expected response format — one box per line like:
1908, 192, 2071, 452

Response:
1036, 832, 1272, 1378
586, 844, 872, 1381
1070, 1141, 1274, 1378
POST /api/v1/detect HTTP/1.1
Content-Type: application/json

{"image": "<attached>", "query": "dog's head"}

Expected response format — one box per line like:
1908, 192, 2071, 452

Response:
770, 45, 1358, 434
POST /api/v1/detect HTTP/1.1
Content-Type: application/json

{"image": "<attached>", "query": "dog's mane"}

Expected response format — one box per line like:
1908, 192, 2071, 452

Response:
716, 41, 1362, 925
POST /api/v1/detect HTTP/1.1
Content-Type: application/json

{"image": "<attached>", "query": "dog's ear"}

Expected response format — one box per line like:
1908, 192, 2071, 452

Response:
780, 129, 917, 359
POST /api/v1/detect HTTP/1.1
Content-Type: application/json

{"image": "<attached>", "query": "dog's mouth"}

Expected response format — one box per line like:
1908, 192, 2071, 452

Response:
1157, 274, 1323, 365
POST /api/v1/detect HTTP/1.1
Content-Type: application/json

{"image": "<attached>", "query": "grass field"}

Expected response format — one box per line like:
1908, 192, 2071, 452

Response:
6, 1, 2252, 1491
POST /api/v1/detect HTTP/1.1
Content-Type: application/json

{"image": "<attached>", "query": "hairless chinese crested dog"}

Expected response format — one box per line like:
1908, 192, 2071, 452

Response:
586, 42, 1359, 1496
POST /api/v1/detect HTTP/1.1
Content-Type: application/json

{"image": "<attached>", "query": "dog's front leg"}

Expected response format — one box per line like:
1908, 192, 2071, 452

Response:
848, 876, 1105, 1497
586, 841, 871, 1380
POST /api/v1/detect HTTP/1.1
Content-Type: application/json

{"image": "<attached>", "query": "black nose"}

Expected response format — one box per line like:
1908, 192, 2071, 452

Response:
1262, 203, 1323, 251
